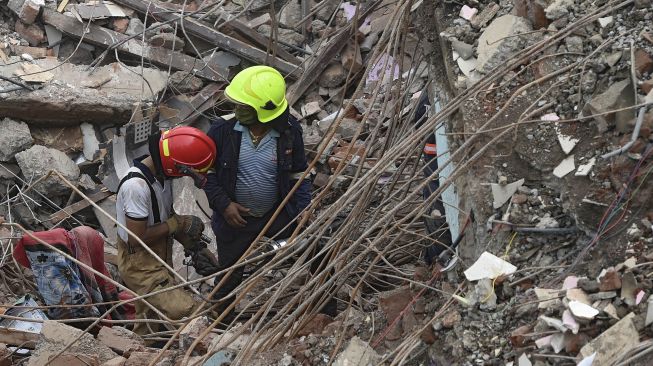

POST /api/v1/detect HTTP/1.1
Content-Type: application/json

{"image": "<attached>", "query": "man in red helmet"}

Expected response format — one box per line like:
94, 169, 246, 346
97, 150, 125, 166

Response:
115, 126, 219, 336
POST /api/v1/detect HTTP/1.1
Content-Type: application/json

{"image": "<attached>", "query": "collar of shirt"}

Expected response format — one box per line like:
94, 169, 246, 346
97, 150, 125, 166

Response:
233, 121, 281, 138
132, 156, 157, 185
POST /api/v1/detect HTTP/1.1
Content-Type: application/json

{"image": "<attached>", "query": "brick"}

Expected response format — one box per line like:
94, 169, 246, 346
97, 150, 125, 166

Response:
599, 269, 622, 291
15, 20, 46, 46
8, 0, 43, 25
10, 44, 50, 58
635, 49, 653, 75
341, 41, 362, 74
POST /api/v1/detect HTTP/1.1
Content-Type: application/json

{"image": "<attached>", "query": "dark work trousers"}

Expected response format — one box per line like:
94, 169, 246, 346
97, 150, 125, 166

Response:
212, 207, 337, 319
422, 152, 453, 264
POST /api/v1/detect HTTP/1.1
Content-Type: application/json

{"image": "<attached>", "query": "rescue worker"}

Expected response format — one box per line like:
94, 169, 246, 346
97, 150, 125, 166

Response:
204, 65, 336, 319
414, 92, 454, 266
13, 225, 124, 328
116, 126, 219, 335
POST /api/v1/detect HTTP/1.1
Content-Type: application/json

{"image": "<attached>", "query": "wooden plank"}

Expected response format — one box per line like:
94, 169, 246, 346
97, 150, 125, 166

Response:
49, 190, 113, 222
287, 0, 381, 105
218, 19, 302, 66
111, 0, 301, 78
0, 327, 39, 348
42, 9, 228, 82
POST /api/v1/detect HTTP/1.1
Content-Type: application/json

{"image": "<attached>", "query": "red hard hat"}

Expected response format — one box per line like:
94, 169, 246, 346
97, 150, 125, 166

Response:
158, 126, 216, 177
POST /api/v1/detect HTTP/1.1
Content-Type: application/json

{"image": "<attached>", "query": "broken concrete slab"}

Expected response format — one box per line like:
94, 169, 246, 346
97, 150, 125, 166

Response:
539, 315, 567, 333
562, 310, 579, 334
534, 288, 561, 310
333, 336, 380, 366
491, 178, 524, 208
43, 9, 226, 82
471, 2, 500, 29
585, 78, 636, 133
180, 316, 215, 353
553, 155, 575, 178
579, 313, 639, 365
27, 320, 117, 366
97, 326, 144, 355
464, 251, 517, 281
568, 300, 599, 321
30, 126, 83, 154
477, 15, 532, 73
0, 57, 167, 125
0, 118, 33, 162
575, 158, 596, 176
16, 145, 80, 196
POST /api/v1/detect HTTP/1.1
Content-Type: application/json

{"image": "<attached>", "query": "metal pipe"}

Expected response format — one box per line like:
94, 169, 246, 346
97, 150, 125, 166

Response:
602, 106, 646, 159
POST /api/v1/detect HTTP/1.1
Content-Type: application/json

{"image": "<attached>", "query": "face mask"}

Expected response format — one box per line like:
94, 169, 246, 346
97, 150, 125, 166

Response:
235, 106, 258, 125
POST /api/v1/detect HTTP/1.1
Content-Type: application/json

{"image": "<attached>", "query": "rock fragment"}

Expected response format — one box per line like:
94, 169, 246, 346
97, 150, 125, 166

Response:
16, 145, 80, 196
477, 15, 532, 73
0, 118, 33, 162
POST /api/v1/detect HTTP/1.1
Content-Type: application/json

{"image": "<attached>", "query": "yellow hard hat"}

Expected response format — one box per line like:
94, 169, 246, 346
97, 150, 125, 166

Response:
224, 65, 288, 123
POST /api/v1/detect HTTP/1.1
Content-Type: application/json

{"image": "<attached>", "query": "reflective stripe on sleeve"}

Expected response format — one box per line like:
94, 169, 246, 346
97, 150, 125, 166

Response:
423, 143, 437, 155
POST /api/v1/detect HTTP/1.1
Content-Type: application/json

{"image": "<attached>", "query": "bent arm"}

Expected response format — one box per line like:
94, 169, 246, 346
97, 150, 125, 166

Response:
125, 217, 171, 248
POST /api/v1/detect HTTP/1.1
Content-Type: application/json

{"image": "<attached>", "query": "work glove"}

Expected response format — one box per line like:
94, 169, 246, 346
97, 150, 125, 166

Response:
188, 247, 220, 276
167, 214, 204, 237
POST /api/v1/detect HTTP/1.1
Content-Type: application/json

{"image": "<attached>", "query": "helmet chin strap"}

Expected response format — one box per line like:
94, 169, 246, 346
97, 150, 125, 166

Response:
176, 164, 207, 188
147, 131, 167, 181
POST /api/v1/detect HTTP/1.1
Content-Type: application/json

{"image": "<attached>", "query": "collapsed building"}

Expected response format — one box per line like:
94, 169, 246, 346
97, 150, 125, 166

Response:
0, 0, 652, 365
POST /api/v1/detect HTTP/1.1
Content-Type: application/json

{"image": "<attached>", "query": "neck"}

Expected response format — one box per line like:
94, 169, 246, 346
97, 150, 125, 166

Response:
142, 156, 157, 177
248, 123, 269, 135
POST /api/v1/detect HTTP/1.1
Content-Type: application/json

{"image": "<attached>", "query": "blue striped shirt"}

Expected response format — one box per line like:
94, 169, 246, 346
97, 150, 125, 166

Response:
234, 122, 280, 217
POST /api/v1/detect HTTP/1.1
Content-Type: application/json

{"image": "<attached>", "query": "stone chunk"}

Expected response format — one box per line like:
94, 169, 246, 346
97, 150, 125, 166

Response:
585, 79, 635, 133
477, 15, 532, 74
169, 71, 204, 94
568, 301, 599, 321
27, 321, 117, 366
179, 316, 215, 353
471, 2, 500, 29
341, 42, 362, 73
297, 313, 334, 336
579, 313, 639, 365
319, 63, 347, 88
0, 118, 33, 162
97, 326, 144, 355
149, 33, 185, 51
125, 18, 144, 37
442, 310, 461, 328
333, 337, 380, 366
544, 0, 574, 20
48, 353, 99, 366
16, 145, 80, 196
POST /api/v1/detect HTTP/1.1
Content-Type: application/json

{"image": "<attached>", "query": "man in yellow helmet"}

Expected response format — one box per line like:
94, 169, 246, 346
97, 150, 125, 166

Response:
204, 66, 336, 321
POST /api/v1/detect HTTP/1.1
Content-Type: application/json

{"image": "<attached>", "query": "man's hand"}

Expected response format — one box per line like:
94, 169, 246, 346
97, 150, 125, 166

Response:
223, 202, 250, 228
175, 215, 205, 240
